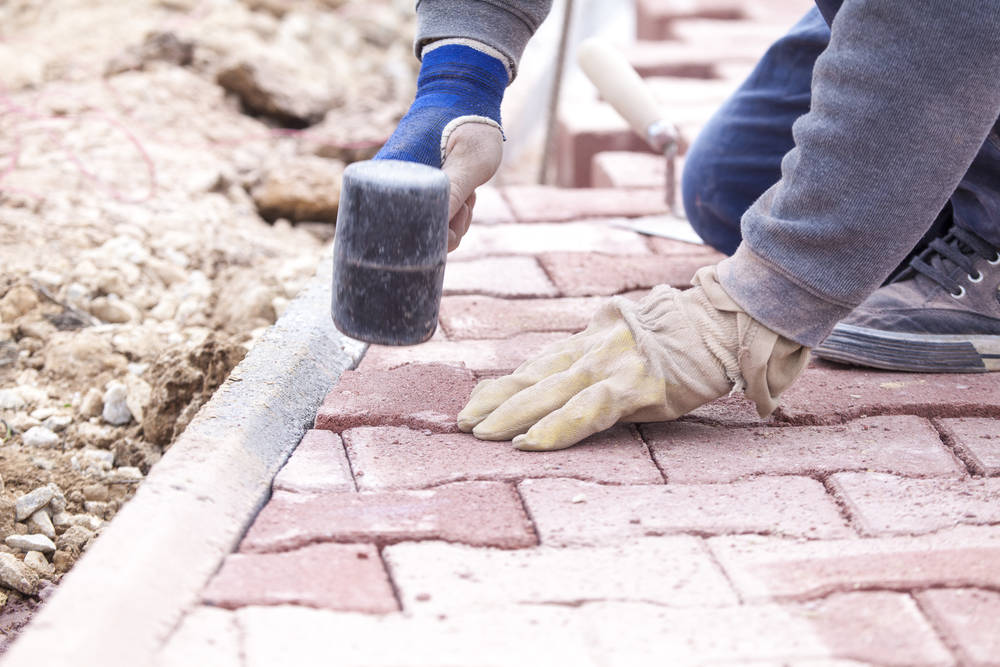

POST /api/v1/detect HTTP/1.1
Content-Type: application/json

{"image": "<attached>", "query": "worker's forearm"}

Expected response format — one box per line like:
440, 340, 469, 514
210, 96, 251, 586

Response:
415, 0, 552, 78
719, 0, 1000, 347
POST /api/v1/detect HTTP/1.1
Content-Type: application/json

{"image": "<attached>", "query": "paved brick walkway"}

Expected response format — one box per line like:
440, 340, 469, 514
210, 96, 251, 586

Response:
156, 2, 1000, 665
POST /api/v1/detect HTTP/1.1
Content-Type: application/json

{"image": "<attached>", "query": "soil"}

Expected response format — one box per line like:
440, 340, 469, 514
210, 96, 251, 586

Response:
0, 0, 416, 648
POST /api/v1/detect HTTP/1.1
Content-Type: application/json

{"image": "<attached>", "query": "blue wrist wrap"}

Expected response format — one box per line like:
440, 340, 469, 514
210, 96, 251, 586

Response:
374, 44, 507, 168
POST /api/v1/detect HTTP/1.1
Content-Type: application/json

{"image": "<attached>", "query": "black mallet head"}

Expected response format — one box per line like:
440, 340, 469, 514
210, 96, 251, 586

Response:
332, 160, 450, 346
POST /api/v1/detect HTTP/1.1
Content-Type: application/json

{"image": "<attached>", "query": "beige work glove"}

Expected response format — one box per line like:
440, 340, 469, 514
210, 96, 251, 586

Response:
458, 265, 810, 451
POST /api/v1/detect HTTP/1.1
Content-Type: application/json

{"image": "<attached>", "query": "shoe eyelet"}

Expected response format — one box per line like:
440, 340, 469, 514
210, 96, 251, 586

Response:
951, 285, 966, 299
990, 252, 1000, 265
969, 271, 983, 283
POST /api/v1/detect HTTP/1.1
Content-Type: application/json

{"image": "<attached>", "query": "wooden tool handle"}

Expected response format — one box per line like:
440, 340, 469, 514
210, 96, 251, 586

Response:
577, 37, 664, 145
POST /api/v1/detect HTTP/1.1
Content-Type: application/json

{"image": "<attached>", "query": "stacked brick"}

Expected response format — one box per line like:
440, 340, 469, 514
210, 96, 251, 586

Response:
169, 2, 1000, 665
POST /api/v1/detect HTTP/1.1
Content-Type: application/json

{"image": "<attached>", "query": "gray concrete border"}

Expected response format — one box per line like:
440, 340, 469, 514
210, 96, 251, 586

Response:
1, 247, 366, 667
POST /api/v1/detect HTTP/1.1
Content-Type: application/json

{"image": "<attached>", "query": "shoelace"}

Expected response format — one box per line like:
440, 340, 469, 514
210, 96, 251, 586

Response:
909, 226, 1000, 298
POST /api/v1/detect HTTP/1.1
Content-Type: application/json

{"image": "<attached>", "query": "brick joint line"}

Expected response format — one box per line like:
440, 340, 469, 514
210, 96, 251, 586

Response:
930, 417, 986, 478
909, 590, 965, 665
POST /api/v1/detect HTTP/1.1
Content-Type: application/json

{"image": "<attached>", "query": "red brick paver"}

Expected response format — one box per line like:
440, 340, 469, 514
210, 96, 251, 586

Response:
503, 185, 669, 222
202, 543, 397, 613
709, 527, 1000, 602
343, 425, 663, 490
357, 331, 566, 374
449, 221, 651, 260
938, 417, 1000, 476
438, 294, 611, 339
538, 251, 713, 295
271, 430, 354, 494
383, 536, 737, 611
829, 472, 1000, 536
239, 482, 535, 552
443, 256, 558, 298
315, 363, 476, 433
519, 476, 852, 545
777, 362, 1000, 424
643, 416, 962, 483
916, 588, 1000, 666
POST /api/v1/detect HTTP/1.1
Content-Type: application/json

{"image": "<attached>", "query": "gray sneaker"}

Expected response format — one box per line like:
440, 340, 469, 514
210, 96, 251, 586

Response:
816, 225, 1000, 372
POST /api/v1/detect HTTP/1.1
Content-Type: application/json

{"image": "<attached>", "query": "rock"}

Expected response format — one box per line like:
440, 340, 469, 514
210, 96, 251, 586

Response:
216, 57, 336, 125
15, 487, 55, 521
89, 295, 141, 324
0, 390, 26, 411
50, 511, 72, 529
0, 284, 39, 323
68, 515, 102, 532
26, 510, 55, 540
109, 466, 143, 483
22, 551, 53, 577
79, 387, 104, 418
41, 414, 72, 432
52, 550, 74, 574
81, 484, 108, 502
55, 525, 93, 556
5, 534, 56, 554
16, 319, 55, 341
71, 422, 116, 449
46, 483, 66, 513
112, 437, 161, 473
105, 31, 194, 75
143, 335, 245, 446
101, 381, 132, 425
13, 385, 47, 407
22, 426, 59, 449
73, 448, 115, 475
0, 553, 39, 595
43, 330, 128, 385
250, 156, 345, 222
83, 501, 112, 518
124, 374, 151, 425
0, 497, 16, 539
28, 270, 63, 290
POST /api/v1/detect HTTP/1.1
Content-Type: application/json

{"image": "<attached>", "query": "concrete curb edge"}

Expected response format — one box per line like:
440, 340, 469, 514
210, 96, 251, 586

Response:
1, 247, 366, 667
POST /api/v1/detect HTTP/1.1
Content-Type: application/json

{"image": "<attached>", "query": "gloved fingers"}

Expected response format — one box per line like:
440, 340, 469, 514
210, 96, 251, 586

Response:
512, 376, 652, 451
457, 338, 594, 432
471, 358, 612, 441
441, 120, 503, 223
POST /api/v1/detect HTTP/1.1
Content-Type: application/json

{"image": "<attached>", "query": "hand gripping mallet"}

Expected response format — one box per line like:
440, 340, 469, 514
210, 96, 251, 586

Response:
577, 38, 681, 215
332, 159, 450, 346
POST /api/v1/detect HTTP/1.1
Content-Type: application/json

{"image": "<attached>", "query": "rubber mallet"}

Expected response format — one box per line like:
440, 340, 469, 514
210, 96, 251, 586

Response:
332, 159, 450, 345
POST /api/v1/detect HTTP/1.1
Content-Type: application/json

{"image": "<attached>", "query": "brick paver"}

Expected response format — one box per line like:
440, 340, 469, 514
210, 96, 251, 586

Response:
916, 588, 1000, 666
357, 331, 566, 374
343, 425, 663, 490
636, 0, 745, 40
443, 256, 558, 298
157, 606, 240, 667
538, 251, 712, 295
315, 363, 476, 433
830, 472, 1000, 536
449, 221, 651, 260
438, 294, 609, 339
470, 185, 515, 225
777, 363, 1000, 423
519, 476, 852, 545
383, 536, 737, 611
591, 151, 667, 189
938, 417, 1000, 476
202, 543, 397, 613
709, 527, 1000, 602
643, 416, 962, 483
271, 430, 354, 494
239, 482, 535, 552
503, 185, 669, 221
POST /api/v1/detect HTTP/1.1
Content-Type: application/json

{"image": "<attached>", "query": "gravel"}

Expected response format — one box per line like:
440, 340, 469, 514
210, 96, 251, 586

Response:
0, 0, 417, 646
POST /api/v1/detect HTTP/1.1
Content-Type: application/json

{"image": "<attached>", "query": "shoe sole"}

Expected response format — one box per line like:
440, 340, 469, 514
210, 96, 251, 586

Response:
815, 323, 1000, 373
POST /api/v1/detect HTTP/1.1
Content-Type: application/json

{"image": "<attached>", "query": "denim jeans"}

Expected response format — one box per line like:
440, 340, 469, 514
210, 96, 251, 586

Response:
683, 5, 1000, 259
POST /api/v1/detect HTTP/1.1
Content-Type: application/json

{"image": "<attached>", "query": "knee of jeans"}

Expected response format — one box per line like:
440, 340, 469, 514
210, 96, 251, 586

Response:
682, 149, 742, 256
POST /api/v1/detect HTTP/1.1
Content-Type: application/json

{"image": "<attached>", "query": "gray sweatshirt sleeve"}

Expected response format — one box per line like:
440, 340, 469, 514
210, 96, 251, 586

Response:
718, 0, 1000, 347
415, 0, 552, 77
